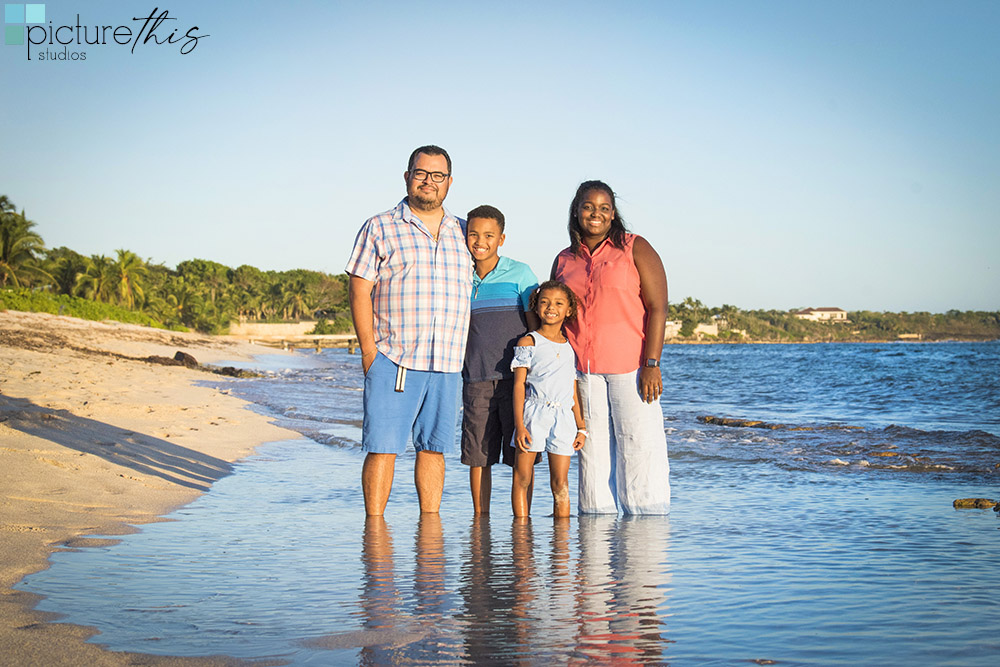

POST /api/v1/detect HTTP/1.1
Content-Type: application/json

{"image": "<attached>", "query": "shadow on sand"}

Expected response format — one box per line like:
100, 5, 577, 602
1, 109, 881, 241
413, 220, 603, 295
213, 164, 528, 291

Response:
0, 393, 233, 491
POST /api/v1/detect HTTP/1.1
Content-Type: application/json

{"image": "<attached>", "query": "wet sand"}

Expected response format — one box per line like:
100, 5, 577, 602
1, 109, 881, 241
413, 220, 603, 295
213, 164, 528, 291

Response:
0, 311, 297, 666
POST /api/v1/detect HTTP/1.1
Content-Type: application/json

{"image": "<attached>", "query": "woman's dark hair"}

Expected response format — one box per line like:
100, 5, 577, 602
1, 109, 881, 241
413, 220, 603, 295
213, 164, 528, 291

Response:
567, 180, 628, 254
529, 280, 578, 321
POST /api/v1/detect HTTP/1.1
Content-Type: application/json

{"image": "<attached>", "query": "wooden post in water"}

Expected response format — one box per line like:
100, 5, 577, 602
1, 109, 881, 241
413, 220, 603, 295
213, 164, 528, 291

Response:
348, 340, 357, 354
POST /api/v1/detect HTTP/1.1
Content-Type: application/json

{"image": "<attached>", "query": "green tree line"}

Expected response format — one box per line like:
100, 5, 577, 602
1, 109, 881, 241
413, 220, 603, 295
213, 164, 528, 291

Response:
669, 297, 1000, 342
3, 196, 996, 340
1, 196, 351, 333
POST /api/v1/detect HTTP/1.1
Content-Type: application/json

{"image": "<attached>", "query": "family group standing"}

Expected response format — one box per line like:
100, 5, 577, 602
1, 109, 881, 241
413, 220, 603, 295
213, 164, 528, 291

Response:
346, 146, 670, 517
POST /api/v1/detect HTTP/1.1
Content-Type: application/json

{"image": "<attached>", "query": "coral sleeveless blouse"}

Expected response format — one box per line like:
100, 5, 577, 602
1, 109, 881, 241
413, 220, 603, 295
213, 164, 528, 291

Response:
553, 233, 646, 374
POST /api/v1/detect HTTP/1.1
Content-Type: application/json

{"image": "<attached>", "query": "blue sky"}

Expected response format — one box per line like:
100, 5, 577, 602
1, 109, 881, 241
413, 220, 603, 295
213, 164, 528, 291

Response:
3, 0, 997, 312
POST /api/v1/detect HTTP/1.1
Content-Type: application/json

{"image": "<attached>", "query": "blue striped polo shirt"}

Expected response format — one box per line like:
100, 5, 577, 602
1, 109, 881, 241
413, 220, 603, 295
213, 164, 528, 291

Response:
463, 256, 539, 382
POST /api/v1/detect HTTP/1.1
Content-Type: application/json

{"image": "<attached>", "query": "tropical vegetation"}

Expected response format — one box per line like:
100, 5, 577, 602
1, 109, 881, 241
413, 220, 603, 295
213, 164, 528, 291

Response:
0, 195, 351, 334
2, 194, 997, 341
668, 298, 1000, 343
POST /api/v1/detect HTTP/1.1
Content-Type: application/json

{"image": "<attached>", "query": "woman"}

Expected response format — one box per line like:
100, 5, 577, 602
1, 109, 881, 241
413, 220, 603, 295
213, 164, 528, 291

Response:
550, 180, 670, 515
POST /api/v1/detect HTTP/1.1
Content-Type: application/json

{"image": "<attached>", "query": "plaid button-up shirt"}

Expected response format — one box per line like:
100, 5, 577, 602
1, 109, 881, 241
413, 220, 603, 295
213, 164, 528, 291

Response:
346, 199, 473, 372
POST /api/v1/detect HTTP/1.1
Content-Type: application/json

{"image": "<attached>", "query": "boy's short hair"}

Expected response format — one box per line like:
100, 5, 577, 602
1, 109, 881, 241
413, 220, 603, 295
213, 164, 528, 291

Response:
529, 280, 578, 321
466, 204, 505, 233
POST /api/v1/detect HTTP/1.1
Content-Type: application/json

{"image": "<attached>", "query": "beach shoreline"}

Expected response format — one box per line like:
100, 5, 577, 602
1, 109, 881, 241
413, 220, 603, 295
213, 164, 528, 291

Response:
0, 310, 298, 666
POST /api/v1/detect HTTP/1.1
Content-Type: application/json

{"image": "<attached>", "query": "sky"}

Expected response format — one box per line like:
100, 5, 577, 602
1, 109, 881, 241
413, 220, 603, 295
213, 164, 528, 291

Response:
2, 0, 998, 313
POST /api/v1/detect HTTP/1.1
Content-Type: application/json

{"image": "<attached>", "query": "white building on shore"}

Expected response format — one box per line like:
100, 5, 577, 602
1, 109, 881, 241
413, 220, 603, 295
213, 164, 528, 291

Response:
794, 307, 849, 322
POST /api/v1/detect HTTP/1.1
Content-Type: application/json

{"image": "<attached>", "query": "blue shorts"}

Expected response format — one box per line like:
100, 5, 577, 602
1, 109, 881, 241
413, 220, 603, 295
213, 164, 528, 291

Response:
362, 352, 461, 455
522, 398, 577, 457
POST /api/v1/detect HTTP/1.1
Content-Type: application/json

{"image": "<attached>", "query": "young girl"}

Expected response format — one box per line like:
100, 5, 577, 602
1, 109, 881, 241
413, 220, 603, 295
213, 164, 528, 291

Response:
511, 280, 587, 517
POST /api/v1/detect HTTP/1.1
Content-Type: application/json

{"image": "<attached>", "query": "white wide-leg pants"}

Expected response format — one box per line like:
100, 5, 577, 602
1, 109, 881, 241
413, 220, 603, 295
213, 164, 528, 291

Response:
577, 370, 671, 515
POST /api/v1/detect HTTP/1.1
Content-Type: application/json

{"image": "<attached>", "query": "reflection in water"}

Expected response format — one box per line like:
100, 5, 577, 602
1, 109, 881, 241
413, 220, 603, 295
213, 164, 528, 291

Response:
576, 516, 672, 664
548, 517, 577, 632
355, 514, 672, 665
511, 516, 537, 665
414, 513, 446, 617
460, 516, 515, 664
413, 513, 463, 661
358, 514, 463, 665
359, 515, 402, 666
361, 516, 398, 629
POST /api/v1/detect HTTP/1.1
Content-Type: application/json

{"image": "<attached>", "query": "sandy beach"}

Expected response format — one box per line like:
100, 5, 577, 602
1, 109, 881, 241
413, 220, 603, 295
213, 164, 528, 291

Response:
0, 311, 298, 666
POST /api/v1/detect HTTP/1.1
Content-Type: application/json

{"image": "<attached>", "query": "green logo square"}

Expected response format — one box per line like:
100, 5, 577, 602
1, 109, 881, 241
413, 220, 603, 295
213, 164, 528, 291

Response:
5, 24, 23, 44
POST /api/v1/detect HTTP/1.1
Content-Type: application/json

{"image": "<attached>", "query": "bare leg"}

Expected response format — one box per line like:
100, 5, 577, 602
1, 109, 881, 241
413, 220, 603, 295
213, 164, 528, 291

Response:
469, 465, 493, 514
548, 453, 572, 518
527, 458, 534, 510
363, 453, 396, 516
512, 449, 536, 517
415, 450, 445, 513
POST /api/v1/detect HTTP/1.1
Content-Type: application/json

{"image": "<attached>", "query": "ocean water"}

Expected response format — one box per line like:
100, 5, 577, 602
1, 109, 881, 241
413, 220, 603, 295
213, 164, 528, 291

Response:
18, 342, 1000, 665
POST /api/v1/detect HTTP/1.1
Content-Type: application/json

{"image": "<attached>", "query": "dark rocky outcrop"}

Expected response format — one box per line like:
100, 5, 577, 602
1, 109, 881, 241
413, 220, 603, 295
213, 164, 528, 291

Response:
144, 355, 185, 366
211, 366, 259, 378
698, 415, 784, 429
141, 352, 260, 378
173, 351, 199, 368
952, 498, 998, 509
697, 415, 865, 431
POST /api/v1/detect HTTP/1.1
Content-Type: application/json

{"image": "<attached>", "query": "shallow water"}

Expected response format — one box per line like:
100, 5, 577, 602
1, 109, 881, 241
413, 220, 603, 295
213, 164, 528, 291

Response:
224, 342, 1000, 476
18, 342, 1000, 664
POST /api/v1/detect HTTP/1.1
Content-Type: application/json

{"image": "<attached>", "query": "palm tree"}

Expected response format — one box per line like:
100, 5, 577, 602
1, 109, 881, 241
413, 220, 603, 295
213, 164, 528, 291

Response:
718, 303, 740, 330
264, 279, 285, 320
0, 198, 47, 287
232, 264, 265, 320
111, 249, 148, 309
282, 279, 312, 320
44, 247, 89, 295
75, 255, 115, 302
152, 278, 204, 328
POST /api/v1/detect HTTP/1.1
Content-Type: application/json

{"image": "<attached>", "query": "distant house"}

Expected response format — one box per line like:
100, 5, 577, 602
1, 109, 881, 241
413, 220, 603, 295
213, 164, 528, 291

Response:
663, 319, 721, 340
693, 322, 719, 337
664, 320, 683, 339
794, 307, 849, 322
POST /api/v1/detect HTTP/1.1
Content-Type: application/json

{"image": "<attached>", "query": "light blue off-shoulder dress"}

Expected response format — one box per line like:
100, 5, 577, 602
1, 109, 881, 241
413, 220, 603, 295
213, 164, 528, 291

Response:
511, 331, 578, 456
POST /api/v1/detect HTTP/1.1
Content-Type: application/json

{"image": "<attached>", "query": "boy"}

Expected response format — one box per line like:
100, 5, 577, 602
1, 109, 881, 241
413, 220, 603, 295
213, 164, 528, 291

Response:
462, 205, 539, 513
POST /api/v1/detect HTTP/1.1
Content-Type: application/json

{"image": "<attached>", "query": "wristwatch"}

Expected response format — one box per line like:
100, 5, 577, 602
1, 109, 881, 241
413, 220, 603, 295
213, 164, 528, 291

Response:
645, 358, 660, 367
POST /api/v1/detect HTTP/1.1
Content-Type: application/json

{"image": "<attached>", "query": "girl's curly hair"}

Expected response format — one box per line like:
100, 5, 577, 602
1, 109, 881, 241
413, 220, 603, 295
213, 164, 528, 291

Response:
529, 280, 579, 321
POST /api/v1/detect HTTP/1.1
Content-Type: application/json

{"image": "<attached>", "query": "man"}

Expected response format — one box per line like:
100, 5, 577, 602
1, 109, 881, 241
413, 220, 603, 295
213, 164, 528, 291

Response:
346, 145, 473, 516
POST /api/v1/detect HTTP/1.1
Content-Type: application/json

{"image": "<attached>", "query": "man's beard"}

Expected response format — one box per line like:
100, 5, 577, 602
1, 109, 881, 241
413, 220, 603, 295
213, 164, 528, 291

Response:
409, 186, 445, 211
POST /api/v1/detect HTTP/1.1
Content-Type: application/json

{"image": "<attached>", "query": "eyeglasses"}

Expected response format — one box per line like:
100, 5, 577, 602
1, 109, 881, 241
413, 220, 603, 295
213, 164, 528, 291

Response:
410, 169, 450, 183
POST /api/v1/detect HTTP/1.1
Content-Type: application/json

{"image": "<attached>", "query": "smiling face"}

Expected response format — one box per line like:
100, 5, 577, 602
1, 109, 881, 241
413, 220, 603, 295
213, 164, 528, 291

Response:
466, 216, 505, 269
405, 152, 452, 212
576, 188, 616, 243
534, 287, 573, 326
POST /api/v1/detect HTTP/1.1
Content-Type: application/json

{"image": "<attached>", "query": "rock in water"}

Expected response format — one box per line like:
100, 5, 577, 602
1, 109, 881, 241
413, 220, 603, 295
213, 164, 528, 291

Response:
952, 498, 998, 509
